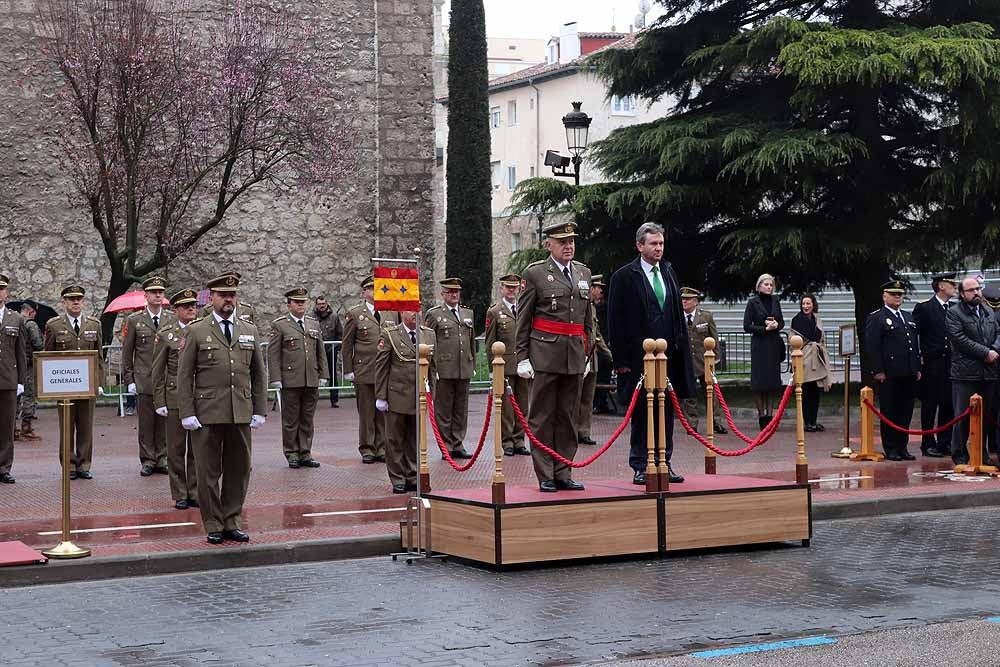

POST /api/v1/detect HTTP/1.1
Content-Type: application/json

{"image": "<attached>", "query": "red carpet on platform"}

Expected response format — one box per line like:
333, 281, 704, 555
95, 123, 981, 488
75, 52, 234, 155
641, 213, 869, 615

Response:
0, 541, 47, 567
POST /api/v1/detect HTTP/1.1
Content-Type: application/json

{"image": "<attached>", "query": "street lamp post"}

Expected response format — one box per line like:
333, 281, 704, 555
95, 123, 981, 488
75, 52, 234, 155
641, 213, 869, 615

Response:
544, 102, 592, 186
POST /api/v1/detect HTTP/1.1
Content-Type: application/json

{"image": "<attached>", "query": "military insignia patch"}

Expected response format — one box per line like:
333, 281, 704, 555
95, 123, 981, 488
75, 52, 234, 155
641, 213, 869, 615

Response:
485, 317, 492, 329
885, 318, 893, 326
546, 275, 554, 282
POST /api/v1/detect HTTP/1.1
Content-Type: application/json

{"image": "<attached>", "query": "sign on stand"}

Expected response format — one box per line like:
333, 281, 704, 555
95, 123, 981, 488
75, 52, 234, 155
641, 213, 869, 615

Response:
35, 351, 98, 401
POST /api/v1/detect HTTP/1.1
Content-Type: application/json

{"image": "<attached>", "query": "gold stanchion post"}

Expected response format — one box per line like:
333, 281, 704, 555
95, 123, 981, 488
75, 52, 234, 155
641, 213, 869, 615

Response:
791, 335, 809, 485
852, 386, 883, 461
491, 342, 507, 503
832, 354, 855, 458
954, 394, 997, 475
642, 339, 658, 493
704, 337, 718, 475
42, 400, 90, 559
655, 339, 669, 492
418, 344, 431, 492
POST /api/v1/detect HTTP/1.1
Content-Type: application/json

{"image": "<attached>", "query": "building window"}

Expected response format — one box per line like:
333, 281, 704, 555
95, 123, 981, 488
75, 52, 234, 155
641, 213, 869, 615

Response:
611, 95, 637, 116
507, 100, 517, 126
491, 161, 501, 190
490, 106, 501, 128
530, 166, 535, 178
511, 232, 522, 252
507, 165, 517, 190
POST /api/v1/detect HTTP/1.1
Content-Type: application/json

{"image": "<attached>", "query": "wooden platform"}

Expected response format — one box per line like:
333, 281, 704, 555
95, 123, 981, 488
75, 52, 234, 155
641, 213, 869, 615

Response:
402, 475, 811, 568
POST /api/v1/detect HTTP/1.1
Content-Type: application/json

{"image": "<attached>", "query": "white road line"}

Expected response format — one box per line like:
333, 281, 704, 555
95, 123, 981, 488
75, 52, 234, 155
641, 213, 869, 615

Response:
37, 521, 196, 536
302, 508, 406, 518
808, 475, 874, 483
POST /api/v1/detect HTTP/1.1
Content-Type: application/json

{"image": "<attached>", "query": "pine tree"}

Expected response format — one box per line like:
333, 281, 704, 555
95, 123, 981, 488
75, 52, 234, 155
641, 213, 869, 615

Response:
445, 0, 492, 325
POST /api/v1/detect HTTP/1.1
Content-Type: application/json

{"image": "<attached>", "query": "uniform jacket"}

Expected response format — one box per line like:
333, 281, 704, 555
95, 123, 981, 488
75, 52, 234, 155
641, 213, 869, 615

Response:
588, 301, 612, 367
176, 315, 267, 424
484, 300, 517, 376
267, 314, 329, 388
151, 321, 191, 410
22, 319, 43, 360
864, 306, 921, 378
0, 308, 27, 389
945, 301, 1000, 381
200, 302, 257, 325
375, 324, 436, 414
424, 304, 475, 380
685, 308, 719, 378
515, 257, 594, 375
44, 314, 106, 379
341, 302, 399, 383
912, 297, 951, 362
122, 309, 175, 394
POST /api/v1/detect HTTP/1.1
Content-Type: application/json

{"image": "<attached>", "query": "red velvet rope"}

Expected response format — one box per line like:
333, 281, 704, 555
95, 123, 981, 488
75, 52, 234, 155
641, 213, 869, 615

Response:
425, 390, 493, 472
863, 399, 971, 435
669, 382, 794, 456
507, 382, 643, 468
713, 382, 760, 445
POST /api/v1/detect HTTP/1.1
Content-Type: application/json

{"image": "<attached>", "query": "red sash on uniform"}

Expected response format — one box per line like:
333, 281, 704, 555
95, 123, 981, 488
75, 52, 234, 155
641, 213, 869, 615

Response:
531, 317, 589, 355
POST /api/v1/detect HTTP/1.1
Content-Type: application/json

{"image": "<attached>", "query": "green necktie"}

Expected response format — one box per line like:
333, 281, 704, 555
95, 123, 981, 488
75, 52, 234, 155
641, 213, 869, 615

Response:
651, 265, 666, 309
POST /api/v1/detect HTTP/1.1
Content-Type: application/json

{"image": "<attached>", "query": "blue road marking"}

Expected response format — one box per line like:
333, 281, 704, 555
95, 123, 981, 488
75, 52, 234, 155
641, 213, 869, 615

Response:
986, 617, 1000, 623
690, 636, 837, 658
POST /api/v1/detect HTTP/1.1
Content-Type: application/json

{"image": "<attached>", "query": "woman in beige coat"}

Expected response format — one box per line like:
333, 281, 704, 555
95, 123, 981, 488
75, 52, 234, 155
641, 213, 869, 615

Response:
791, 294, 831, 431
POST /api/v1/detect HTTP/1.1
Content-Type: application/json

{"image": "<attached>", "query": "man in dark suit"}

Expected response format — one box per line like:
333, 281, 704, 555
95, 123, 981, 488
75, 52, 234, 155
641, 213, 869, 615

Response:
864, 280, 922, 461
911, 273, 957, 458
607, 222, 696, 485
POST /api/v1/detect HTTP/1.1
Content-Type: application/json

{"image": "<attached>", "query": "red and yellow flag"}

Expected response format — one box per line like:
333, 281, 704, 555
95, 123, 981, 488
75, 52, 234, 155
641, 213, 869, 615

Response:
373, 266, 420, 312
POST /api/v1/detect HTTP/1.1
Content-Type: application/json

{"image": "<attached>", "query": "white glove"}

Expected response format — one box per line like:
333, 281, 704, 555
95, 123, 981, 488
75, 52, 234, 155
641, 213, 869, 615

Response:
584, 360, 592, 377
250, 414, 265, 429
375, 399, 389, 412
319, 379, 328, 386
155, 406, 168, 417
271, 381, 282, 389
344, 372, 355, 382
98, 386, 105, 396
127, 383, 137, 394
517, 360, 534, 379
16, 384, 24, 397
181, 416, 202, 430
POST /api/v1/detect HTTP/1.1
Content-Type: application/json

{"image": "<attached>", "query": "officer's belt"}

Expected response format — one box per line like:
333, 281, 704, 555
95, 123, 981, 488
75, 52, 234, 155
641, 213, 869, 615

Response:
531, 317, 589, 354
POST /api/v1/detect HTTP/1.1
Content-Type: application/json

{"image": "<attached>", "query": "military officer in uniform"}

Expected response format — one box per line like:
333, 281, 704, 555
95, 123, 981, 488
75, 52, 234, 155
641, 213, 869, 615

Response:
342, 276, 399, 464
44, 285, 105, 479
123, 276, 175, 476
268, 287, 329, 468
423, 278, 475, 459
680, 287, 727, 433
177, 274, 266, 544
375, 309, 435, 493
485, 273, 530, 457
864, 280, 922, 461
152, 288, 201, 509
15, 300, 44, 442
576, 278, 611, 446
0, 274, 26, 484
911, 273, 957, 458
199, 271, 257, 325
515, 220, 594, 492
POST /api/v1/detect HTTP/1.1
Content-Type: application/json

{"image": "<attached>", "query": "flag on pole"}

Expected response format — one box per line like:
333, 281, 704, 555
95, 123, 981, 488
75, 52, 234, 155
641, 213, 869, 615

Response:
374, 266, 420, 312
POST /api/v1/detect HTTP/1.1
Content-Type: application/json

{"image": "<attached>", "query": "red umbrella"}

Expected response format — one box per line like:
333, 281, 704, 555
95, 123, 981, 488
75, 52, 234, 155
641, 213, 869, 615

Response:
103, 290, 147, 314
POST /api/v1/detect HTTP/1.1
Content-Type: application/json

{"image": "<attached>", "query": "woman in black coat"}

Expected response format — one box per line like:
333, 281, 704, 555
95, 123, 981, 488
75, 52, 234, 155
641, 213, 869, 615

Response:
743, 273, 785, 429
791, 294, 823, 432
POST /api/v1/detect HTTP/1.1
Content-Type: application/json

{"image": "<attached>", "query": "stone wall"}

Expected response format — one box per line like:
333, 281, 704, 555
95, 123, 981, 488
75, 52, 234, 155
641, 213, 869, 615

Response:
0, 0, 435, 322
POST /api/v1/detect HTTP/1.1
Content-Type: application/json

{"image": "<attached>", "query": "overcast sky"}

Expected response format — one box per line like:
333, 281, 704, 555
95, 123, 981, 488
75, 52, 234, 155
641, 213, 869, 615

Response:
443, 0, 667, 40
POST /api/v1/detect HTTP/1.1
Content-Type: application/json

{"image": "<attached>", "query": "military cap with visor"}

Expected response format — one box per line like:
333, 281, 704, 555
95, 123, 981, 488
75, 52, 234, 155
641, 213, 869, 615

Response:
207, 274, 240, 292
285, 287, 309, 301
61, 284, 86, 298
542, 220, 578, 239
170, 288, 199, 306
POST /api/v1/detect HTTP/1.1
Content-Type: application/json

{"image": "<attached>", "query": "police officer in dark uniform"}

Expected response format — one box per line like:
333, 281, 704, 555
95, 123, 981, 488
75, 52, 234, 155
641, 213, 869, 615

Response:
911, 273, 957, 457
864, 280, 922, 461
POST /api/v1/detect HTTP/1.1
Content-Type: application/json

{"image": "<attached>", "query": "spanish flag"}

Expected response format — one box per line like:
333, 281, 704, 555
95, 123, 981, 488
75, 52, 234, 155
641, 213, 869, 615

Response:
374, 266, 420, 312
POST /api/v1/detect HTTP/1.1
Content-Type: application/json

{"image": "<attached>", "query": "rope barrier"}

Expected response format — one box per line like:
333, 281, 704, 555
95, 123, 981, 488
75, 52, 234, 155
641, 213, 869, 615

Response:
712, 379, 790, 445
863, 399, 971, 436
669, 381, 794, 456
507, 379, 643, 468
426, 389, 493, 472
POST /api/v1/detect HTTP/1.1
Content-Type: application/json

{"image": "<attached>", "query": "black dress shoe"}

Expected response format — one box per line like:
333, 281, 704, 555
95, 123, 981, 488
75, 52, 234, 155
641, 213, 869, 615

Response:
299, 459, 321, 468
187, 498, 199, 508
140, 464, 155, 477
759, 415, 771, 430
503, 446, 515, 456
668, 467, 685, 483
374, 455, 386, 462
714, 423, 728, 434
900, 451, 916, 461
206, 532, 224, 545
392, 483, 408, 494
451, 448, 473, 459
362, 455, 376, 464
922, 447, 947, 458
174, 499, 189, 510
331, 402, 340, 408
69, 470, 78, 480
77, 471, 93, 480
405, 481, 418, 491
632, 470, 646, 485
814, 423, 825, 432
0, 472, 15, 484
539, 480, 558, 492
513, 446, 531, 456
555, 479, 585, 491
885, 452, 903, 461
287, 460, 300, 469
804, 424, 817, 432
154, 465, 169, 475
223, 529, 250, 542
578, 435, 596, 445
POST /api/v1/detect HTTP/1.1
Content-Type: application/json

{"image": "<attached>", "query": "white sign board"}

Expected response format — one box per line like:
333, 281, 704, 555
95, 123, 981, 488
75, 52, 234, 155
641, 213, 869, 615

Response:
36, 352, 97, 400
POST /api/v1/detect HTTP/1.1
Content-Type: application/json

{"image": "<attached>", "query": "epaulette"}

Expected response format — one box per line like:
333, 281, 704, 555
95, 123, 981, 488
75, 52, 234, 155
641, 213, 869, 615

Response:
525, 259, 545, 269
45, 316, 61, 326
572, 259, 587, 267
869, 308, 881, 315
383, 322, 400, 332
86, 315, 101, 323
420, 325, 434, 332
426, 305, 443, 313
273, 315, 288, 323
189, 316, 206, 325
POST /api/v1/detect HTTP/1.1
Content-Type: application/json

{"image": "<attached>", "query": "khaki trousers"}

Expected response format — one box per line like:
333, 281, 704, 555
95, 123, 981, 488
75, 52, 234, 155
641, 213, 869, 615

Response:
191, 423, 251, 533
529, 371, 582, 483
280, 387, 319, 462
682, 377, 724, 432
501, 375, 530, 448
16, 367, 36, 422
576, 369, 596, 438
355, 382, 387, 457
385, 411, 416, 486
58, 399, 95, 472
0, 389, 15, 474
137, 393, 167, 467
433, 378, 469, 453
165, 410, 197, 502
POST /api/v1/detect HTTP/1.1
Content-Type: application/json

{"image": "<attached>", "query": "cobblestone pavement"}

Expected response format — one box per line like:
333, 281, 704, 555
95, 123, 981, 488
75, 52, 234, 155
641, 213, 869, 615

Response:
4, 507, 1000, 666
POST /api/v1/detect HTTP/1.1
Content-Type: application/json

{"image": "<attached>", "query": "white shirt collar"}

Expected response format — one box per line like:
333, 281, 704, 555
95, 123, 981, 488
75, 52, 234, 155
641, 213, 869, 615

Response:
67, 313, 81, 327
550, 257, 570, 274
178, 321, 189, 329
685, 309, 697, 319
0, 306, 5, 320
403, 324, 417, 337
640, 257, 658, 275
146, 306, 162, 319
212, 310, 233, 326
886, 306, 901, 316
366, 301, 375, 315
935, 295, 950, 307
503, 299, 516, 312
